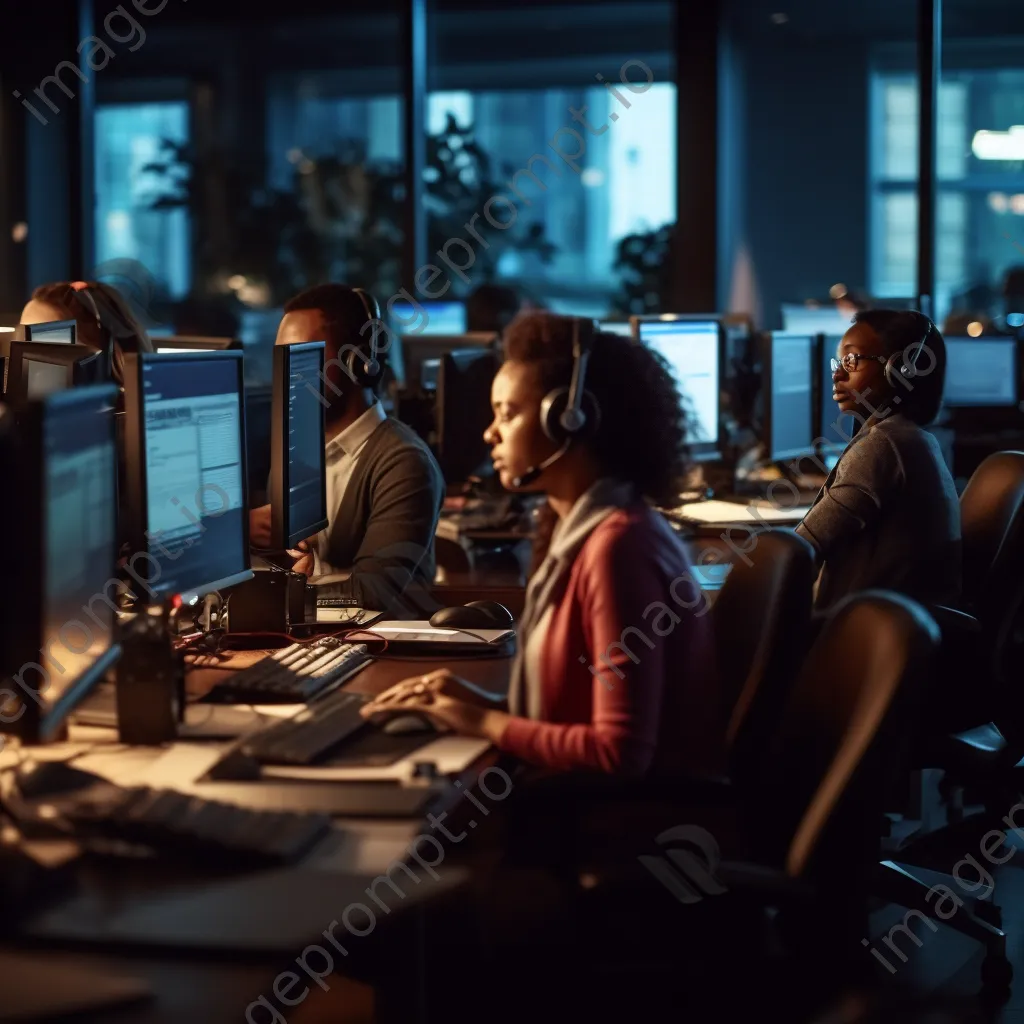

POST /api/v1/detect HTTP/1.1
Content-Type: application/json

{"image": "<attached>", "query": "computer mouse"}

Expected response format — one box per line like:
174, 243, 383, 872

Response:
380, 713, 441, 736
14, 760, 107, 800
429, 601, 514, 629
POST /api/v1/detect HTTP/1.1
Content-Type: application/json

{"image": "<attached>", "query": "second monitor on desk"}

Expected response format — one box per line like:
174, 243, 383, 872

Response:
122, 350, 253, 605
269, 341, 328, 550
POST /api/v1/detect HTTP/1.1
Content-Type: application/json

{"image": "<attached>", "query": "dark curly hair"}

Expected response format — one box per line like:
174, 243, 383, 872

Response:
503, 313, 691, 570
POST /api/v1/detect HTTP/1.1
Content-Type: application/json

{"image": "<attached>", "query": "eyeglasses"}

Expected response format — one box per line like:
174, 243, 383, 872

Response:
831, 353, 888, 374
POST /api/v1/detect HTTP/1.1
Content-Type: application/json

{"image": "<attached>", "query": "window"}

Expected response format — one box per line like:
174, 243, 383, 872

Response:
266, 75, 404, 299
94, 102, 190, 299
426, 1, 675, 316
870, 69, 1024, 327
425, 83, 676, 311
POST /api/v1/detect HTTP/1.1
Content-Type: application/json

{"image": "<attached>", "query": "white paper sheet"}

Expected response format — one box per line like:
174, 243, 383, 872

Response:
674, 499, 811, 525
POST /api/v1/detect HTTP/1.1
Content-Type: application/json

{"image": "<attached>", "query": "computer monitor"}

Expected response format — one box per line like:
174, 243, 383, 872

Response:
598, 320, 635, 339
388, 302, 468, 388
269, 342, 328, 549
122, 351, 253, 604
817, 335, 857, 450
5, 342, 106, 401
762, 333, 815, 461
636, 319, 723, 460
23, 320, 77, 344
402, 332, 499, 392
943, 338, 1018, 407
782, 304, 853, 337
0, 384, 122, 744
153, 335, 236, 354
390, 300, 467, 337
435, 347, 500, 484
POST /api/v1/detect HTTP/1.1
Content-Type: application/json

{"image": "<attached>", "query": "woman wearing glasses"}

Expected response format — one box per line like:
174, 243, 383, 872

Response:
796, 309, 961, 611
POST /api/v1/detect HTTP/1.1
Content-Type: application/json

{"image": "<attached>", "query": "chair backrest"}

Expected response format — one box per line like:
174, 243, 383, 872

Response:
959, 451, 1024, 614
711, 530, 816, 783
742, 591, 939, 882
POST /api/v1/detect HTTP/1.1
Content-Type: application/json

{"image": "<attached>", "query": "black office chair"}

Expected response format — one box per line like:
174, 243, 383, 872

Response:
712, 530, 817, 789
880, 454, 1024, 977
919, 451, 1024, 805
554, 593, 949, 1016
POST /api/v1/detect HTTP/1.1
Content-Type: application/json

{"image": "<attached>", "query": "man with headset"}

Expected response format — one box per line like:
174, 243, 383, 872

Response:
249, 284, 444, 612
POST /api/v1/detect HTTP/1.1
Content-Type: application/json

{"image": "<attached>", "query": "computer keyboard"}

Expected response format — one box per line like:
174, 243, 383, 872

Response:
61, 785, 332, 866
203, 638, 371, 704
238, 689, 372, 766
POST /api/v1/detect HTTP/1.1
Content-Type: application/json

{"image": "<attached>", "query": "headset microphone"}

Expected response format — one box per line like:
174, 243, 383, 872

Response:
510, 441, 572, 489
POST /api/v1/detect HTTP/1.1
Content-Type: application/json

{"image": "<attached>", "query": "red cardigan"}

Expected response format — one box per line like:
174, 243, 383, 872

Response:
497, 505, 724, 779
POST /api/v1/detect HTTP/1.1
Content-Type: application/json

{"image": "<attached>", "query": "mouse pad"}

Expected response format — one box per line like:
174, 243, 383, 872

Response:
24, 867, 470, 955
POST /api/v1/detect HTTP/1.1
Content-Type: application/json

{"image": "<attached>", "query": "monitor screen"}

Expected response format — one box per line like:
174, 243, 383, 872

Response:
819, 335, 857, 449
42, 389, 119, 722
638, 320, 721, 452
390, 301, 467, 337
137, 355, 249, 599
944, 339, 1018, 407
598, 321, 634, 339
26, 358, 70, 399
767, 334, 815, 460
271, 342, 327, 549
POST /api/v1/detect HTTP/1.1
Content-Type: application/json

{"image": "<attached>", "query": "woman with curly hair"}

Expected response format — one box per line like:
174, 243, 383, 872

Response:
363, 312, 723, 780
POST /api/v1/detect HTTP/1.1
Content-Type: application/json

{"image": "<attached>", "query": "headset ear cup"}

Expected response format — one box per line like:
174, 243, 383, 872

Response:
539, 388, 600, 442
539, 387, 569, 442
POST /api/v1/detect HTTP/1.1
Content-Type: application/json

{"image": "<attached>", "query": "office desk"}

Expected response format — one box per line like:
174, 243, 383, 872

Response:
3, 651, 512, 1024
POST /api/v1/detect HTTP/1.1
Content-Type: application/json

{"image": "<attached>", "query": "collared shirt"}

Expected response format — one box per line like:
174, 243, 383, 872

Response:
312, 401, 387, 578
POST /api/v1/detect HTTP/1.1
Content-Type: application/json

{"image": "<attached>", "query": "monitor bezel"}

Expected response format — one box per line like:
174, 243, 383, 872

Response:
0, 384, 122, 743
762, 332, 817, 462
400, 332, 500, 391
122, 350, 253, 605
23, 319, 78, 344
436, 346, 501, 484
6, 342, 101, 402
634, 318, 726, 462
152, 335, 237, 352
270, 341, 329, 550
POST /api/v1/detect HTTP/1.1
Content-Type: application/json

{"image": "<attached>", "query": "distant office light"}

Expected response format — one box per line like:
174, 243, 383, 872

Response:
967, 321, 984, 337
286, 149, 303, 165
1008, 313, 1024, 328
227, 275, 246, 291
973, 126, 1024, 161
0, 326, 15, 334
11, 222, 27, 243
581, 168, 605, 188
990, 192, 1009, 214
829, 283, 848, 300
1012, 194, 1024, 215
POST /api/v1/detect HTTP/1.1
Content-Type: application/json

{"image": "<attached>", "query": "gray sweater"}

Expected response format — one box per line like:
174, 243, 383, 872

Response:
796, 413, 961, 612
317, 417, 444, 616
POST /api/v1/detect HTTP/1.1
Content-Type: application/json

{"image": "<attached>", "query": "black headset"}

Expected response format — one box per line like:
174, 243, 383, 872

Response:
883, 312, 934, 390
345, 287, 384, 390
511, 317, 601, 488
